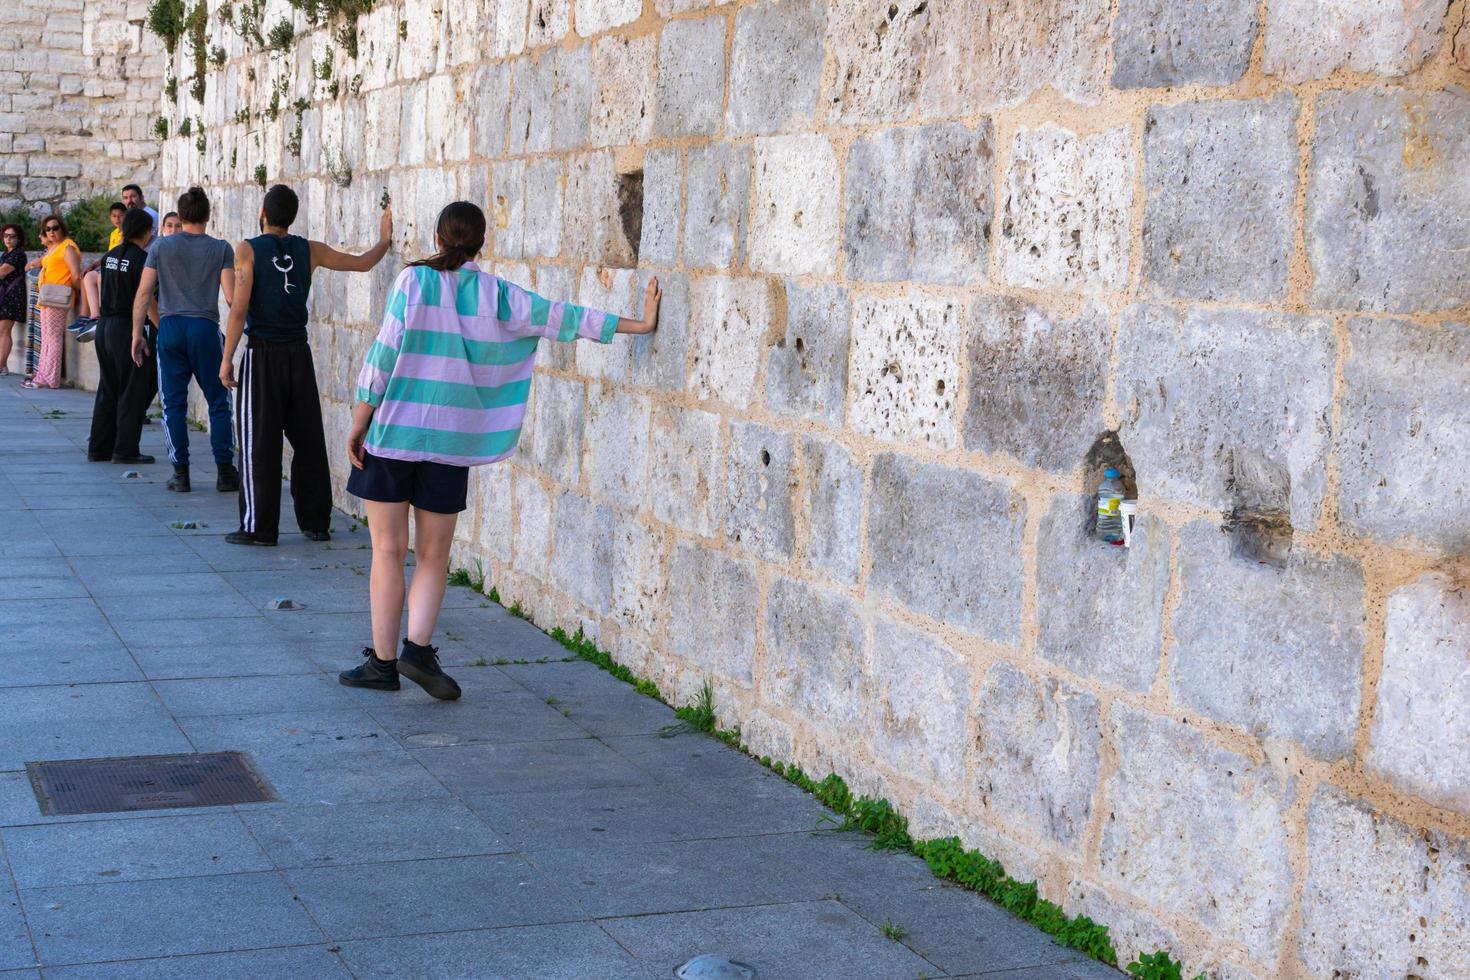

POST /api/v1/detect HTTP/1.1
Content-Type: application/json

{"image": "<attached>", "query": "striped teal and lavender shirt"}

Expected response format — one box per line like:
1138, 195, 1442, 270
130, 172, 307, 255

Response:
356, 262, 618, 466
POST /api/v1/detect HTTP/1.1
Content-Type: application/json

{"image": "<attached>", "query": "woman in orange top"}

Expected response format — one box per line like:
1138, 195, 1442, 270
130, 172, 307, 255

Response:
23, 216, 81, 389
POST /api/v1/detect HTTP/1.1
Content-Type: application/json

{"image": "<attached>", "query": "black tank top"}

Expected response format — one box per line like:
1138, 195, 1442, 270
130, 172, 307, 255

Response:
246, 233, 311, 343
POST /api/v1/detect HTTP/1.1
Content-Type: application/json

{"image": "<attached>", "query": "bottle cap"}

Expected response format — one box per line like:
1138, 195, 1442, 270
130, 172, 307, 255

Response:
1104, 467, 1120, 479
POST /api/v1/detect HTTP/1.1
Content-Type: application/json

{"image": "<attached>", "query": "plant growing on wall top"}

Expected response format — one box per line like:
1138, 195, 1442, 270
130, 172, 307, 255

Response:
146, 0, 185, 53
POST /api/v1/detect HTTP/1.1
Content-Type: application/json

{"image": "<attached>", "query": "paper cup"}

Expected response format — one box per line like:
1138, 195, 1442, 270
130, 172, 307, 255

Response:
1119, 501, 1138, 548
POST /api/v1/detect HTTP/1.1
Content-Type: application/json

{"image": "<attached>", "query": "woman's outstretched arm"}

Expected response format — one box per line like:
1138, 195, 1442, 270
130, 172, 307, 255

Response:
613, 277, 661, 334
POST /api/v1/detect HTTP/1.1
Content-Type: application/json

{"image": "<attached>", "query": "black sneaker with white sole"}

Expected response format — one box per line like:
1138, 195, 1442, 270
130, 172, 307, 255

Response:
225, 530, 276, 547
397, 640, 461, 700
338, 648, 400, 691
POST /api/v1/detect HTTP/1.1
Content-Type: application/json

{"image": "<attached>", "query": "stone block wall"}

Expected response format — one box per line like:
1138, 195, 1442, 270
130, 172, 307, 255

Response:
153, 1, 1470, 975
1, 0, 166, 215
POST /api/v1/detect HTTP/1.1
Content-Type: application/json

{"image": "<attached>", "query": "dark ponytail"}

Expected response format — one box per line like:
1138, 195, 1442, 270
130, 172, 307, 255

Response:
409, 201, 486, 272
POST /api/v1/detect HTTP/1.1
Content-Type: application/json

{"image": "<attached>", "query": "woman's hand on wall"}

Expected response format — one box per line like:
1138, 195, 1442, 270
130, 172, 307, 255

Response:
615, 277, 661, 335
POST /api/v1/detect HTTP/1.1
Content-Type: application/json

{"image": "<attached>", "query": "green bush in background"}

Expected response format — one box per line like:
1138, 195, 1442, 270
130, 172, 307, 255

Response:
62, 195, 121, 253
0, 209, 42, 251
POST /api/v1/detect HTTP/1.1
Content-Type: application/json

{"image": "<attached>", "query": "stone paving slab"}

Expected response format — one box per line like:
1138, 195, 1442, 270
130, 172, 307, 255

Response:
0, 382, 1118, 978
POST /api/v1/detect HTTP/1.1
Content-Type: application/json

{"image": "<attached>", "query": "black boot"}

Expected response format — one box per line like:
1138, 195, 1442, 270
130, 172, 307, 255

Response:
338, 648, 400, 691
167, 465, 191, 493
216, 463, 240, 492
398, 639, 461, 701
225, 529, 276, 547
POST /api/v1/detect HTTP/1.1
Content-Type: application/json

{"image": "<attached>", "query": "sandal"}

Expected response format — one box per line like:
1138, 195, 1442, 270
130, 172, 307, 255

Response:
21, 380, 38, 389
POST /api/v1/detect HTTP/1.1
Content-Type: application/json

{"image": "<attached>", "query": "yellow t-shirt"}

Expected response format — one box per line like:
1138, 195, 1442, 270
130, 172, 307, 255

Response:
40, 238, 79, 287
108, 228, 122, 251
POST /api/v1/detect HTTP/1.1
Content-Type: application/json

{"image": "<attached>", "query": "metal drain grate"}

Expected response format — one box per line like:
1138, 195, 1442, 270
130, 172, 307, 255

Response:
26, 752, 277, 816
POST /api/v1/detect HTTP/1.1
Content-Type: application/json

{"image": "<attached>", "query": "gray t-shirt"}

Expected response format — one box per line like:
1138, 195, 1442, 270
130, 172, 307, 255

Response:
144, 231, 233, 322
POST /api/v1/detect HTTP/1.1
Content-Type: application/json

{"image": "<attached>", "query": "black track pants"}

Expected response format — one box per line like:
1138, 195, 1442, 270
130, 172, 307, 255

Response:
88, 316, 155, 460
235, 340, 332, 542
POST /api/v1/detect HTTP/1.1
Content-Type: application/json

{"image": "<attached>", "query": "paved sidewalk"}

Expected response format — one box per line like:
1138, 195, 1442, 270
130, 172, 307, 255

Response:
0, 381, 1117, 979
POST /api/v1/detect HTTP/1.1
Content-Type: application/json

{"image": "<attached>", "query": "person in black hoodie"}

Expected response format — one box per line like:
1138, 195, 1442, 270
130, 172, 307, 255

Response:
88, 208, 157, 464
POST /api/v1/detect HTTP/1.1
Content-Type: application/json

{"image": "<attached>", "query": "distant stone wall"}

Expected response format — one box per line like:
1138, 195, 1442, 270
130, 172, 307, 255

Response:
1, 0, 166, 215
162, 1, 1470, 976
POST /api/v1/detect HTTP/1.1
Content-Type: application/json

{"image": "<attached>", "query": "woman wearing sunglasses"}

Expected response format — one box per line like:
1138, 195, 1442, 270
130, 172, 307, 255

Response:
22, 218, 81, 389
0, 225, 25, 375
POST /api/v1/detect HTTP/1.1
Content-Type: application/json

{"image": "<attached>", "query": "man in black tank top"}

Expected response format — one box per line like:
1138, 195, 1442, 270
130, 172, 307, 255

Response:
220, 184, 394, 546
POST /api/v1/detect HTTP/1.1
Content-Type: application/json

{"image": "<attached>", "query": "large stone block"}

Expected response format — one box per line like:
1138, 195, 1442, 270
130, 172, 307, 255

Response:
608, 510, 668, 639
648, 405, 722, 536
563, 151, 638, 268
1100, 705, 1296, 963
513, 472, 554, 582
1114, 305, 1336, 531
508, 46, 591, 155
575, 0, 640, 34
765, 281, 850, 426
999, 125, 1132, 294
1368, 574, 1470, 814
584, 384, 650, 510
868, 453, 1025, 644
523, 156, 563, 258
683, 141, 749, 269
963, 296, 1109, 472
727, 0, 825, 135
1170, 522, 1364, 760
824, 0, 928, 123
723, 420, 796, 561
847, 292, 964, 449
1143, 96, 1298, 302
1265, 0, 1448, 82
552, 490, 614, 612
472, 462, 513, 563
525, 373, 585, 486
799, 434, 863, 586
687, 275, 773, 409
843, 122, 993, 284
528, 0, 571, 46
590, 34, 656, 148
865, 617, 970, 794
575, 266, 638, 382
667, 541, 757, 684
639, 146, 680, 267
1300, 787, 1470, 978
630, 268, 689, 393
655, 14, 725, 138
761, 577, 867, 726
1035, 495, 1169, 693
1337, 317, 1470, 550
1112, 0, 1257, 88
492, 158, 527, 259
973, 662, 1101, 850
1307, 89, 1470, 313
749, 135, 839, 276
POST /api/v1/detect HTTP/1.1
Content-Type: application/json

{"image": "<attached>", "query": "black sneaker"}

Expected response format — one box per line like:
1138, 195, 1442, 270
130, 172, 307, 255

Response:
112, 453, 155, 464
167, 466, 191, 492
86, 452, 110, 462
397, 640, 461, 701
216, 463, 240, 492
338, 648, 400, 691
302, 529, 331, 542
225, 530, 276, 547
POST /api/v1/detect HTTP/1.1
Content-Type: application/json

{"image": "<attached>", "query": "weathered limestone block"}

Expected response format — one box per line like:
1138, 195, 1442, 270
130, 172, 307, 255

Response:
608, 510, 668, 639
667, 541, 757, 684
683, 141, 750, 269
590, 34, 656, 148
396, 83, 428, 166
639, 146, 680, 267
974, 662, 1101, 850
749, 135, 839, 276
824, 0, 928, 123
1337, 318, 1470, 550
843, 122, 993, 284
727, 0, 825, 135
868, 453, 1025, 644
919, 0, 1111, 114
584, 384, 650, 510
688, 275, 773, 409
575, 266, 638, 382
761, 577, 867, 727
799, 434, 864, 586
865, 617, 969, 794
999, 126, 1132, 294
513, 473, 554, 582
522, 157, 563, 259
552, 490, 614, 612
1100, 705, 1296, 963
1307, 89, 1470, 313
655, 14, 725, 138
648, 405, 722, 536
1368, 574, 1470, 814
492, 0, 530, 56
508, 46, 591, 155
765, 281, 850, 425
563, 151, 638, 268
525, 374, 585, 486
963, 296, 1109, 472
1265, 0, 1448, 81
847, 292, 964, 449
1114, 305, 1335, 530
528, 0, 571, 46
724, 420, 796, 561
630, 268, 689, 393
1035, 496, 1170, 693
1300, 787, 1470, 978
1112, 0, 1257, 88
1065, 883, 1195, 980
575, 0, 641, 34
1170, 522, 1365, 760
1143, 96, 1298, 302
472, 461, 513, 563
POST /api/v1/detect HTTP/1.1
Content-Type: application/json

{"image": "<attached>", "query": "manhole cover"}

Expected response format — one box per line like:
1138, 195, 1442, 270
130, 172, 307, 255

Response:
675, 955, 756, 979
26, 752, 277, 816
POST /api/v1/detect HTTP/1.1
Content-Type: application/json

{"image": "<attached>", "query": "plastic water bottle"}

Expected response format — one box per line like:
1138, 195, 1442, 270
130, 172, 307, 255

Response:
1096, 468, 1125, 544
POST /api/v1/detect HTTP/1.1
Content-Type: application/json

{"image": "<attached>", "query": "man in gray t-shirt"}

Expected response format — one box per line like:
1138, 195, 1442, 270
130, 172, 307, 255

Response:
131, 186, 239, 494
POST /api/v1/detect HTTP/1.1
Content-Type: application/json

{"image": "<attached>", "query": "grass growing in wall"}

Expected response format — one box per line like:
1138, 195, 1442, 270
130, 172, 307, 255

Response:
154, 116, 169, 139
146, 0, 186, 53
185, 2, 208, 103
266, 20, 294, 51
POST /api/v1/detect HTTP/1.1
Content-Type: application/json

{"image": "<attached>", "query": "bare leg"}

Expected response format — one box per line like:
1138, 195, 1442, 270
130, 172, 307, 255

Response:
366, 499, 410, 661
405, 508, 458, 646
0, 320, 13, 372
82, 270, 100, 320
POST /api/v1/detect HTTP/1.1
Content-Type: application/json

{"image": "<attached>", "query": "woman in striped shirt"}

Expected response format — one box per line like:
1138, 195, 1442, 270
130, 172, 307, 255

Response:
339, 201, 660, 700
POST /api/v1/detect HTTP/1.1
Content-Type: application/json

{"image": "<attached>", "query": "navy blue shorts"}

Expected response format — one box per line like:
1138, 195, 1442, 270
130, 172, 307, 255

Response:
347, 451, 469, 514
